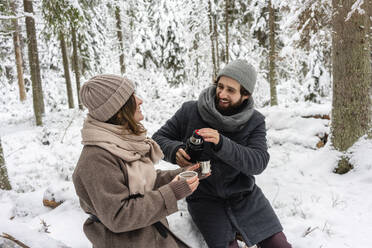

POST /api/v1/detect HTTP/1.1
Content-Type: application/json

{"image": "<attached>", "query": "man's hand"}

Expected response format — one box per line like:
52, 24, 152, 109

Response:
186, 163, 211, 180
186, 163, 200, 172
198, 128, 220, 145
176, 148, 193, 167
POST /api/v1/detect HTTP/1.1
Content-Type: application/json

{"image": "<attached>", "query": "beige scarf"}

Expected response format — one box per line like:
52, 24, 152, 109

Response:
81, 115, 164, 195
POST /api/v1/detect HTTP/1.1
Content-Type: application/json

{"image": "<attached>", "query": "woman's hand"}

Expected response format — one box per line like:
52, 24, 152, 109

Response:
186, 163, 211, 180
171, 173, 199, 193
185, 175, 199, 193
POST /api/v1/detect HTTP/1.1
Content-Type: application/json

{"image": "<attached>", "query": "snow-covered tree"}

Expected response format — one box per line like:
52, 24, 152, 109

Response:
24, 0, 45, 125
331, 0, 372, 174
0, 137, 11, 190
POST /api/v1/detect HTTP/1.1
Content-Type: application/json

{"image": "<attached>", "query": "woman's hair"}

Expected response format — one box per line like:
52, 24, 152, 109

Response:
106, 94, 146, 135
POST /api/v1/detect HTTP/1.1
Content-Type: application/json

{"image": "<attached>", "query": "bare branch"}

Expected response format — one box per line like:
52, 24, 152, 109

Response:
0, 233, 31, 248
0, 12, 34, 20
302, 226, 319, 237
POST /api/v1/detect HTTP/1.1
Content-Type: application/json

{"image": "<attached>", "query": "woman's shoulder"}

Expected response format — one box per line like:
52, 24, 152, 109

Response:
76, 145, 122, 171
81, 145, 113, 158
73, 145, 128, 189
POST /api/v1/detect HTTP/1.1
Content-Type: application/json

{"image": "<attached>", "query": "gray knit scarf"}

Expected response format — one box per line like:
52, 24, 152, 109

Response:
197, 86, 255, 132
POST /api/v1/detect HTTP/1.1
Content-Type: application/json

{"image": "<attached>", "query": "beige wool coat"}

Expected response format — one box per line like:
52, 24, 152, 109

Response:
73, 145, 190, 248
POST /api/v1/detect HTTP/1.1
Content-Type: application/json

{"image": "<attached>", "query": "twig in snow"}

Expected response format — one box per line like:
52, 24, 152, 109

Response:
0, 232, 31, 248
5, 145, 27, 158
60, 116, 75, 144
302, 226, 319, 237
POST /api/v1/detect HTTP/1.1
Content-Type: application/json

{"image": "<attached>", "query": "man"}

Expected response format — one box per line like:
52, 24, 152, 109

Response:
152, 60, 291, 248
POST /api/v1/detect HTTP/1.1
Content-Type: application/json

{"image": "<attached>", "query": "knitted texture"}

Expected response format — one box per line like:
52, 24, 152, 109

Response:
217, 60, 257, 94
80, 74, 134, 121
169, 180, 192, 200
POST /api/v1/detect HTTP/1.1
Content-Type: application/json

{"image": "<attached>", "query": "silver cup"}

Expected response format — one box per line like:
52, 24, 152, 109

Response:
179, 171, 198, 180
200, 161, 211, 175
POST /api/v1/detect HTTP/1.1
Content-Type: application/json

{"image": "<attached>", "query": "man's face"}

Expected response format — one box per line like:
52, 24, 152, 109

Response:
215, 76, 249, 114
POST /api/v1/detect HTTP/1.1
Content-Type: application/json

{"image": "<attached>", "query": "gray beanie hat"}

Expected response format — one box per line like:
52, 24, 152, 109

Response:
79, 74, 135, 122
217, 59, 257, 94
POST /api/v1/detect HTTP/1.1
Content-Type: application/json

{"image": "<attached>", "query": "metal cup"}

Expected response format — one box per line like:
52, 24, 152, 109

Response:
199, 161, 211, 175
179, 171, 198, 180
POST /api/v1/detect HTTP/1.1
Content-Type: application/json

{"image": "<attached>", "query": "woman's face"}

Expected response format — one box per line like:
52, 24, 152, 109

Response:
133, 94, 144, 122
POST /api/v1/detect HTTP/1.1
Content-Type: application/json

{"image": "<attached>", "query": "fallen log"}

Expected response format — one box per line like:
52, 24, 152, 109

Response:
302, 114, 330, 120
42, 198, 63, 209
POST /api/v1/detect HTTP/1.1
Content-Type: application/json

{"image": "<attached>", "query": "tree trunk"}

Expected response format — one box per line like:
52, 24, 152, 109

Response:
331, 0, 372, 173
368, 0, 372, 117
195, 58, 199, 78
0, 138, 12, 190
225, 0, 229, 64
213, 14, 220, 71
115, 6, 126, 75
59, 32, 74, 109
71, 25, 82, 110
208, 0, 217, 82
24, 0, 44, 126
10, 0, 26, 102
367, 0, 372, 139
268, 0, 278, 105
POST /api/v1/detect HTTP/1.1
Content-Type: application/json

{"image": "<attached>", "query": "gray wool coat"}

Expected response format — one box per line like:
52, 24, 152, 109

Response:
152, 101, 283, 247
72, 145, 190, 248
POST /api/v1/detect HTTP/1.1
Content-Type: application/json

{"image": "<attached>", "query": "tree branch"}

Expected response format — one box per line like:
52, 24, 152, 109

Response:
0, 233, 31, 248
0, 12, 34, 20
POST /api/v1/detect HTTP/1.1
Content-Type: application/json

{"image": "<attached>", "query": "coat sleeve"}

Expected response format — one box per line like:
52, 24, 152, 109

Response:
152, 104, 187, 164
153, 168, 184, 189
213, 119, 270, 176
73, 150, 178, 234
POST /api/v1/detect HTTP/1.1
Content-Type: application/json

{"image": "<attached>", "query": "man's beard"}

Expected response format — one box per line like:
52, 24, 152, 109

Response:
215, 96, 247, 116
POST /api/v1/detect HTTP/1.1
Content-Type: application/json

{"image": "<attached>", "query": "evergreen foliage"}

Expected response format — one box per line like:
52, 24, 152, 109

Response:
0, 0, 369, 130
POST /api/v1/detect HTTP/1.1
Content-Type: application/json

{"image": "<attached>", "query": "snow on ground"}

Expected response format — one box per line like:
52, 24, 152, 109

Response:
1, 92, 372, 248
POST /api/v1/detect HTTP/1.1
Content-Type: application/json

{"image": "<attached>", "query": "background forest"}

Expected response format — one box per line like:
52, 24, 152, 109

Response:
0, 0, 371, 247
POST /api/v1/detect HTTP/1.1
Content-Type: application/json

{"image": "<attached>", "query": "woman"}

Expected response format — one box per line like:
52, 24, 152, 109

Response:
73, 74, 199, 248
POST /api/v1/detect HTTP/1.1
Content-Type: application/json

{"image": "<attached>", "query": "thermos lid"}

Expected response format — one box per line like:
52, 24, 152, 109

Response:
190, 129, 203, 145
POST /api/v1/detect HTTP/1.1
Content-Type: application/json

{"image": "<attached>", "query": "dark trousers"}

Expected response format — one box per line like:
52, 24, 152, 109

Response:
228, 231, 292, 248
258, 231, 292, 248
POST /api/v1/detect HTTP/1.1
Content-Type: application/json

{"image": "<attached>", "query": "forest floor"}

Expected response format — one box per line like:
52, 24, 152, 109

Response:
1, 99, 372, 248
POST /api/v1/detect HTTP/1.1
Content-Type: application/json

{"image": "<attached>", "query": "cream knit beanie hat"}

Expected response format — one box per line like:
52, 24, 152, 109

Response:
79, 74, 135, 121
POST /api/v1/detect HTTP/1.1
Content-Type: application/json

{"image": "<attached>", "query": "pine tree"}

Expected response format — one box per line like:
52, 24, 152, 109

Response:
331, 0, 372, 174
10, 0, 26, 102
60, 31, 74, 108
42, 0, 74, 109
208, 0, 217, 81
268, 0, 277, 105
134, 0, 186, 85
24, 0, 45, 126
115, 6, 126, 75
225, 0, 229, 64
71, 22, 82, 109
294, 0, 332, 103
0, 137, 11, 190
